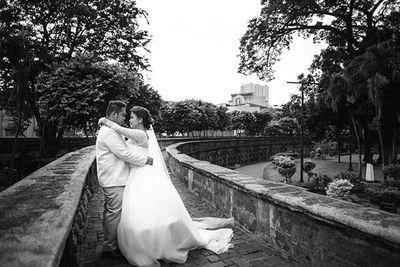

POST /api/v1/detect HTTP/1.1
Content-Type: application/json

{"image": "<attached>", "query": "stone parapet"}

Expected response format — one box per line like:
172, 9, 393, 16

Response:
0, 146, 98, 267
166, 141, 400, 266
176, 137, 312, 168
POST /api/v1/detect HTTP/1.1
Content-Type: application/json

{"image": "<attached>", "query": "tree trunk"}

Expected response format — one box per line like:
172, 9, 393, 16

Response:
350, 114, 362, 178
376, 119, 385, 168
348, 144, 353, 171
10, 108, 23, 182
391, 129, 398, 164
40, 121, 62, 158
376, 139, 382, 164
38, 118, 47, 169
362, 123, 373, 164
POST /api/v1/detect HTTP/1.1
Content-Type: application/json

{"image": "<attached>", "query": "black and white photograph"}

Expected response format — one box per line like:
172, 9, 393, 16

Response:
1, 0, 399, 266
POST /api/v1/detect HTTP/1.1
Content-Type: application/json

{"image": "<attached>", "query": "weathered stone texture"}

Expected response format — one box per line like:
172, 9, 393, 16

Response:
0, 146, 98, 267
61, 162, 99, 267
166, 140, 400, 267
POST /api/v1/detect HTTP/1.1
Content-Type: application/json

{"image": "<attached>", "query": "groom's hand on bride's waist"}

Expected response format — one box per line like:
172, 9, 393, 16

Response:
146, 156, 153, 166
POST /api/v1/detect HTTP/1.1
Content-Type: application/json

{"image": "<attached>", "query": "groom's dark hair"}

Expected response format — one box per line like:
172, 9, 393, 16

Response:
106, 100, 127, 117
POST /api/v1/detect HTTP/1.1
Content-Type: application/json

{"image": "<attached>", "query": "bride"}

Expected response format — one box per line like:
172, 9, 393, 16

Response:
99, 106, 233, 266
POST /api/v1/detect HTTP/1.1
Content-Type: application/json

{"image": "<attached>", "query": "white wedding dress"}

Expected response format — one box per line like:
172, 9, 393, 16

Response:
107, 123, 234, 267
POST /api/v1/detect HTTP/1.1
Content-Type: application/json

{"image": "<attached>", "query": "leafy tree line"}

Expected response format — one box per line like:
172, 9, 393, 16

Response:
153, 99, 299, 138
0, 0, 159, 163
239, 0, 400, 177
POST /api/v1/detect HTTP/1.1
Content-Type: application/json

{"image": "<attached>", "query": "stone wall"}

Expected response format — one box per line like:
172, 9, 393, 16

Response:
177, 137, 312, 168
0, 137, 96, 154
0, 146, 98, 267
166, 141, 400, 266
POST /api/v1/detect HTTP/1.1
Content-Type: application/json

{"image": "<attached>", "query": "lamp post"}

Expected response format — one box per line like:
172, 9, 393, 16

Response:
287, 81, 305, 183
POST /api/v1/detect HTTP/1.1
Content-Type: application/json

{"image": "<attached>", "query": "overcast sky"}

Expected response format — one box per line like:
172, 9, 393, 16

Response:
135, 0, 326, 106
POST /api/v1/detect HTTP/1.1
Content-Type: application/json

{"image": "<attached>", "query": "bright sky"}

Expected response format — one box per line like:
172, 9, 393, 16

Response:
136, 0, 327, 106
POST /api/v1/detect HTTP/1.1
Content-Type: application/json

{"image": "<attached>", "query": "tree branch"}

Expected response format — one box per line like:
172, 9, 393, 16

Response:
285, 22, 345, 38
371, 0, 386, 14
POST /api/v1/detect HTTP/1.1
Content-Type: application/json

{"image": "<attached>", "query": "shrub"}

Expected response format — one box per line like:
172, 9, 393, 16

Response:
303, 160, 316, 173
326, 179, 354, 200
308, 173, 333, 192
383, 165, 400, 181
274, 156, 296, 183
270, 153, 297, 163
347, 194, 372, 207
303, 160, 316, 181
365, 186, 400, 205
333, 172, 361, 185
310, 141, 337, 159
277, 165, 296, 183
277, 156, 295, 168
384, 180, 400, 190
272, 155, 285, 166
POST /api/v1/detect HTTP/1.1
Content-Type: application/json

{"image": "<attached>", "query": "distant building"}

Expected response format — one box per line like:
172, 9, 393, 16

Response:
226, 83, 269, 113
0, 110, 39, 138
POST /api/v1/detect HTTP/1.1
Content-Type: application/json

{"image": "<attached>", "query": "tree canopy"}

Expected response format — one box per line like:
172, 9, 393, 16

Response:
239, 0, 400, 81
36, 55, 161, 137
0, 0, 152, 157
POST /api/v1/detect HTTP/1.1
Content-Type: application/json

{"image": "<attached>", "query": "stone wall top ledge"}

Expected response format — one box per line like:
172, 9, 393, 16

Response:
0, 145, 96, 267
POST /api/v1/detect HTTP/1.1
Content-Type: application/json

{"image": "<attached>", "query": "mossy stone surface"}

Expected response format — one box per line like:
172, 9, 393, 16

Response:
0, 146, 95, 267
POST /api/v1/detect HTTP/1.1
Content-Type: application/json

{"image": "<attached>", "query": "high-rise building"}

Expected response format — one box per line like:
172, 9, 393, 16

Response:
226, 83, 269, 113
240, 83, 269, 106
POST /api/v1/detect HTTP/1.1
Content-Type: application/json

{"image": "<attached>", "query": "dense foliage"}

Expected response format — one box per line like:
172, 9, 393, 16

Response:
326, 179, 354, 200
0, 0, 151, 157
36, 55, 162, 138
239, 0, 400, 175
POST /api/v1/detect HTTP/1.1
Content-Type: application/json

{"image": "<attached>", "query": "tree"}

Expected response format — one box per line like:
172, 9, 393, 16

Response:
0, 0, 151, 156
127, 82, 162, 122
169, 100, 201, 136
265, 117, 300, 137
0, 10, 40, 178
36, 55, 161, 155
346, 41, 400, 165
275, 156, 296, 184
154, 101, 178, 136
253, 112, 273, 136
212, 106, 231, 135
195, 101, 218, 136
324, 73, 365, 178
230, 111, 257, 136
239, 0, 399, 81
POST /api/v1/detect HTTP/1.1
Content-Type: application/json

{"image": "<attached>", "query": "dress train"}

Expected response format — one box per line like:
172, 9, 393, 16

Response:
106, 125, 234, 266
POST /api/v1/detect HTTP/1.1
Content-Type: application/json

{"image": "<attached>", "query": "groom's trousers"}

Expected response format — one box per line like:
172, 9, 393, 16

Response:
102, 186, 124, 251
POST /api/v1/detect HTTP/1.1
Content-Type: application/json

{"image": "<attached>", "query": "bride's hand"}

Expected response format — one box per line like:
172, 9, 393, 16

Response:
98, 117, 106, 126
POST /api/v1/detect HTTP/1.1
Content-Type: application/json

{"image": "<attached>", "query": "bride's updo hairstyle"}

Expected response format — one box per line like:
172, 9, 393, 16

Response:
130, 106, 154, 130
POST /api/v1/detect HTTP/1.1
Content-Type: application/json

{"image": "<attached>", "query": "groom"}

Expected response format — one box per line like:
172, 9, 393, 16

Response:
96, 100, 153, 259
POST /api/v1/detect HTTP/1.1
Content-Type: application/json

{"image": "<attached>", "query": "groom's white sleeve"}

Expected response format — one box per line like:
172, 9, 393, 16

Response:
103, 131, 147, 166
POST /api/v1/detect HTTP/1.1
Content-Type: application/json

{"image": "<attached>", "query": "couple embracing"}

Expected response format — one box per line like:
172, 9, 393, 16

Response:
96, 100, 234, 266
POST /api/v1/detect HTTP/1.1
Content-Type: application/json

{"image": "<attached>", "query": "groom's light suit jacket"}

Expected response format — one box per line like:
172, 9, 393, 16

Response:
96, 126, 147, 187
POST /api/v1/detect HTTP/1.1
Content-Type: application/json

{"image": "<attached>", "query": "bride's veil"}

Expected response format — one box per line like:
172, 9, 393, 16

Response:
147, 126, 170, 180
147, 127, 235, 231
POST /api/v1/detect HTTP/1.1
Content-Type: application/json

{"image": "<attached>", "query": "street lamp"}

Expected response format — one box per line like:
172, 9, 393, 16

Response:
286, 81, 305, 183
287, 77, 317, 183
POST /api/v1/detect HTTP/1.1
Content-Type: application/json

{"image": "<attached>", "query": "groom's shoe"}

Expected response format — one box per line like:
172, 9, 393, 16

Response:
101, 248, 124, 259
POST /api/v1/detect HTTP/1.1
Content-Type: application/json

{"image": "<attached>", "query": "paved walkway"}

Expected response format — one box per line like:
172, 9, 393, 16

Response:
80, 173, 293, 267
